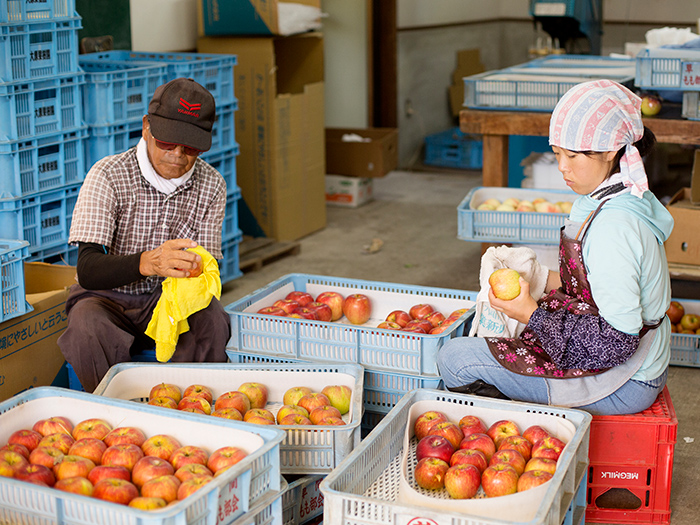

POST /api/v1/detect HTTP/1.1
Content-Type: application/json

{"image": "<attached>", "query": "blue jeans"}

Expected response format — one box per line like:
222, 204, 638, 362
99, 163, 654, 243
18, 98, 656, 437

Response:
437, 336, 668, 416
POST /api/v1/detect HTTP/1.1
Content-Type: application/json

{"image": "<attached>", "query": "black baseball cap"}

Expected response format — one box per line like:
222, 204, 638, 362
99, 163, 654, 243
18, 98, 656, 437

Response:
148, 78, 216, 152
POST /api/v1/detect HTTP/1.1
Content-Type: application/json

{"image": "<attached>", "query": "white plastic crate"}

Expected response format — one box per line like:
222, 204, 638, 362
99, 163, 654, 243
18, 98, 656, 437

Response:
282, 475, 324, 525
93, 362, 365, 475
668, 298, 700, 367
321, 388, 592, 525
225, 273, 477, 377
0, 386, 285, 525
457, 186, 577, 244
635, 47, 700, 90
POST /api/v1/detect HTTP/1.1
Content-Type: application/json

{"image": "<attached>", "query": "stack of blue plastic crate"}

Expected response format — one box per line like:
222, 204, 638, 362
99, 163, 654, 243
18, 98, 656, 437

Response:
0, 0, 85, 265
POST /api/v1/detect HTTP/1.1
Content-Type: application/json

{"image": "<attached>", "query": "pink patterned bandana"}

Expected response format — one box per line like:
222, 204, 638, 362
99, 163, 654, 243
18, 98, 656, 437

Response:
549, 79, 648, 198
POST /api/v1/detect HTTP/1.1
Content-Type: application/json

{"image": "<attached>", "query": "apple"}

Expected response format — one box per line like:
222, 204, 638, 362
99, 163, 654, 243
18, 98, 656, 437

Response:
54, 454, 96, 481
429, 321, 455, 334
177, 476, 212, 500
425, 311, 446, 328
32, 416, 73, 437
180, 407, 207, 415
458, 415, 487, 438
486, 419, 521, 448
517, 469, 553, 492
8, 429, 43, 452
211, 407, 244, 421
68, 438, 107, 465
641, 95, 661, 117
207, 446, 248, 474
29, 447, 63, 470
489, 269, 521, 300
279, 413, 313, 425
666, 301, 685, 324
681, 313, 700, 332
377, 321, 402, 330
315, 291, 345, 321
498, 435, 532, 462
103, 427, 147, 448
148, 396, 179, 410
0, 450, 28, 474
129, 496, 168, 510
169, 446, 209, 471
444, 463, 481, 499
404, 319, 433, 333
430, 421, 465, 450
309, 405, 342, 425
525, 457, 557, 477
449, 448, 488, 473
558, 201, 573, 214
321, 384, 353, 415
450, 308, 470, 318
0, 460, 14, 478
178, 396, 212, 415
290, 307, 319, 320
385, 310, 411, 328
276, 405, 309, 424
516, 201, 535, 212
101, 444, 144, 472
54, 476, 94, 497
343, 294, 372, 324
214, 391, 250, 414
409, 304, 434, 320
273, 299, 301, 314
141, 474, 181, 503
149, 383, 182, 403
14, 463, 56, 486
286, 291, 314, 306
307, 301, 333, 322
243, 408, 275, 423
93, 477, 139, 505
88, 464, 131, 485
142, 434, 182, 461
458, 432, 496, 461
531, 436, 565, 462
132, 456, 175, 488
0, 443, 30, 460
238, 382, 269, 409
415, 434, 455, 464
282, 386, 313, 407
297, 392, 331, 413
175, 463, 214, 482
72, 419, 113, 441
319, 417, 346, 425
522, 425, 551, 445
38, 433, 75, 455
489, 448, 526, 476
535, 201, 562, 213
414, 411, 449, 441
414, 457, 449, 490
257, 306, 287, 316
481, 463, 519, 497
182, 384, 214, 405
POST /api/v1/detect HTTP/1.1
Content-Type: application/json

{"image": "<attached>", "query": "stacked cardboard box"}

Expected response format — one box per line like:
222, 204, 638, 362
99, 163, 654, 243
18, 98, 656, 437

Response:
665, 150, 700, 268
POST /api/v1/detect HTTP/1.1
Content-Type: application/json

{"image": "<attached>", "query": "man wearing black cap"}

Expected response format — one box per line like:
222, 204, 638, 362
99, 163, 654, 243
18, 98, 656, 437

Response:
58, 78, 229, 392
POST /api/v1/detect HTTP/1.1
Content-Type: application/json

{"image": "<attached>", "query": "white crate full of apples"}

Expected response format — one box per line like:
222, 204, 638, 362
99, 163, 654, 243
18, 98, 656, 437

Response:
225, 273, 477, 377
668, 298, 700, 367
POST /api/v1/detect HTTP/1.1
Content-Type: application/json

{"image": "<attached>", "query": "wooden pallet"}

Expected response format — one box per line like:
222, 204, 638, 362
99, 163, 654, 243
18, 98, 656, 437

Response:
238, 236, 301, 272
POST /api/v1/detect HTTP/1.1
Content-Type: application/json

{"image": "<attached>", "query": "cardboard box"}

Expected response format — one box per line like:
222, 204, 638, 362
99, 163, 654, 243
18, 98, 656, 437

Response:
450, 49, 485, 117
325, 175, 373, 208
665, 151, 700, 266
325, 128, 398, 178
198, 0, 322, 37
0, 263, 76, 401
198, 33, 326, 241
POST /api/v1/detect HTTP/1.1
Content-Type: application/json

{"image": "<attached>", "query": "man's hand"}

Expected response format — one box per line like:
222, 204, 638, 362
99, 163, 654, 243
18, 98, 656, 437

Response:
139, 239, 202, 278
488, 277, 538, 325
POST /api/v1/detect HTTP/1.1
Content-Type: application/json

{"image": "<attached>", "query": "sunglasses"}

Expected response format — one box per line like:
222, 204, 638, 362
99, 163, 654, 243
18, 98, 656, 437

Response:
153, 138, 201, 157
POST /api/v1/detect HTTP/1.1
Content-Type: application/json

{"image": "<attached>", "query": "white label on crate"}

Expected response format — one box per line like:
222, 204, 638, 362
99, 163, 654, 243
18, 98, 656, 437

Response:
682, 62, 700, 91
298, 478, 324, 522
601, 471, 639, 480
396, 514, 451, 525
533, 2, 566, 16
217, 472, 251, 524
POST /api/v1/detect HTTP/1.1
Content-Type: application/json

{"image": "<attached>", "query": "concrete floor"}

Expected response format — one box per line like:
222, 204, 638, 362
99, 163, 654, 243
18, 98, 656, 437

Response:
221, 170, 700, 525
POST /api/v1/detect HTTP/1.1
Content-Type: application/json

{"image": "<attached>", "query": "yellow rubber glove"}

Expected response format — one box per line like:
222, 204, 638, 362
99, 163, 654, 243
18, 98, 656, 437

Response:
145, 245, 222, 362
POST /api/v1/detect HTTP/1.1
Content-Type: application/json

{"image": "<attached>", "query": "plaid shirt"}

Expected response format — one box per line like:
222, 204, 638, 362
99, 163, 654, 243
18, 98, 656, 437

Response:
70, 147, 226, 295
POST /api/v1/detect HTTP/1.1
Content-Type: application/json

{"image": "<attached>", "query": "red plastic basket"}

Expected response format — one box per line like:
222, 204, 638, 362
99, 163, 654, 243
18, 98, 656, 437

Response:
585, 386, 677, 525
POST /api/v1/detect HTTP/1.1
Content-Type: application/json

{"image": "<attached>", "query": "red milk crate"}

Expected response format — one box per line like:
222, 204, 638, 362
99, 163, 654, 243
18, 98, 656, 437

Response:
585, 386, 677, 525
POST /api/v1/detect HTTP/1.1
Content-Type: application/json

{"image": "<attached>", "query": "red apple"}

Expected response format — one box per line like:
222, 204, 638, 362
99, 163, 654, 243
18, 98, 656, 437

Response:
54, 455, 96, 481
486, 419, 521, 448
142, 434, 182, 461
666, 301, 685, 324
450, 308, 470, 318
458, 415, 488, 438
148, 396, 179, 410
243, 408, 275, 423
68, 438, 106, 465
72, 418, 113, 441
0, 460, 14, 478
180, 407, 207, 415
0, 443, 30, 460
246, 415, 276, 425
498, 435, 532, 462
8, 429, 43, 452
430, 421, 465, 450
14, 463, 56, 486
290, 307, 319, 320
149, 383, 182, 403
182, 384, 214, 405
257, 306, 287, 316
278, 413, 313, 425
321, 384, 353, 415
101, 444, 144, 472
273, 299, 301, 314
522, 425, 551, 445
103, 427, 147, 448
343, 294, 372, 324
409, 304, 434, 320
307, 301, 333, 322
319, 416, 346, 425
315, 291, 345, 321
141, 474, 181, 503
207, 446, 248, 474
481, 463, 519, 497
458, 432, 496, 461
414, 411, 449, 441
132, 456, 175, 488
54, 476, 94, 496
444, 463, 481, 499
282, 386, 313, 407
88, 464, 131, 485
214, 391, 250, 414
32, 416, 73, 437
178, 396, 212, 415
93, 477, 139, 505
414, 457, 449, 490
297, 392, 331, 413
29, 447, 63, 470
0, 450, 28, 475
403, 319, 433, 333
531, 436, 566, 462
377, 321, 402, 330
489, 448, 526, 476
517, 469, 553, 492
211, 407, 244, 421
309, 405, 342, 425
449, 448, 488, 473
276, 405, 309, 424
169, 446, 209, 471
177, 476, 212, 500
129, 496, 168, 510
681, 313, 700, 332
38, 433, 75, 455
416, 434, 455, 464
238, 382, 269, 409
524, 457, 557, 475
425, 311, 446, 328
430, 319, 457, 334
286, 291, 314, 306
175, 463, 214, 483
385, 310, 412, 328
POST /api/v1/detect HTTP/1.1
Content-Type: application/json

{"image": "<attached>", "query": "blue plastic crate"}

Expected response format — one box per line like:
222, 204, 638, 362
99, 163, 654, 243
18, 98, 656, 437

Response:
84, 118, 142, 168
457, 186, 576, 244
0, 183, 80, 254
222, 187, 242, 244
220, 232, 243, 284
635, 47, 700, 90
1, 0, 76, 23
201, 144, 239, 196
0, 128, 87, 198
27, 241, 77, 266
668, 298, 700, 367
0, 239, 31, 323
0, 73, 84, 143
424, 127, 482, 170
682, 91, 700, 120
225, 274, 476, 377
0, 17, 81, 83
209, 101, 236, 154
510, 54, 636, 81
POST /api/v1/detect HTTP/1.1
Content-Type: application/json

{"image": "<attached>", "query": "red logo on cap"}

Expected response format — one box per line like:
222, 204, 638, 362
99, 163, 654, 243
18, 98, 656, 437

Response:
178, 98, 201, 117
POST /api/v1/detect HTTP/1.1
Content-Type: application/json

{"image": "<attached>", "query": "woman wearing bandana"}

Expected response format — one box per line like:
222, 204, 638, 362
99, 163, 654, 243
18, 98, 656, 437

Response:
437, 80, 674, 415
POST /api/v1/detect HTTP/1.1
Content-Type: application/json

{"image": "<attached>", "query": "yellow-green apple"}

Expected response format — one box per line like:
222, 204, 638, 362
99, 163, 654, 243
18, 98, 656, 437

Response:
458, 415, 487, 438
458, 432, 496, 461
141, 474, 181, 503
416, 434, 455, 463
486, 419, 521, 448
531, 436, 565, 462
32, 416, 73, 437
207, 446, 248, 474
286, 291, 314, 306
178, 396, 212, 415
290, 307, 318, 320
315, 291, 345, 321
244, 414, 276, 425
169, 446, 209, 471
0, 443, 30, 460
496, 203, 516, 211
377, 321, 402, 330
8, 429, 43, 452
516, 200, 535, 212
103, 427, 147, 448
38, 433, 75, 455
319, 416, 345, 425
414, 457, 449, 490
177, 476, 212, 500
445, 463, 481, 499
481, 463, 519, 497
307, 301, 333, 322
498, 435, 532, 462
681, 313, 700, 332
532, 198, 547, 205
517, 469, 553, 492
297, 392, 331, 414
132, 456, 175, 488
535, 201, 562, 213
558, 201, 573, 214
641, 95, 661, 116
148, 396, 179, 410
343, 294, 372, 324
477, 202, 497, 210
414, 411, 449, 441
273, 299, 301, 314
54, 476, 94, 496
431, 421, 465, 450
278, 413, 313, 425
0, 450, 28, 475
409, 304, 434, 320
142, 434, 182, 461
243, 408, 275, 423
87, 464, 131, 485
149, 383, 182, 403
522, 425, 551, 445
182, 384, 214, 405
93, 477, 139, 505
72, 418, 113, 441
54, 455, 96, 481
503, 197, 520, 208
29, 446, 63, 470
425, 311, 446, 328
403, 319, 433, 333
282, 386, 313, 407
175, 463, 214, 482
101, 444, 144, 472
214, 391, 250, 414
238, 382, 269, 409
483, 198, 502, 209
276, 405, 309, 424
385, 310, 411, 328
129, 496, 168, 510
489, 269, 521, 300
211, 407, 244, 421
14, 463, 56, 486
68, 438, 107, 465
257, 306, 286, 316
666, 301, 685, 324
0, 460, 15, 478
524, 457, 557, 475
321, 384, 353, 415
449, 448, 488, 473
309, 405, 342, 425
489, 448, 526, 476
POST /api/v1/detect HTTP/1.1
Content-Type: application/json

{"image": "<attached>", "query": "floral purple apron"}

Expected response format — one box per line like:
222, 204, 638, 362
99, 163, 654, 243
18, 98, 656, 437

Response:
485, 202, 657, 378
